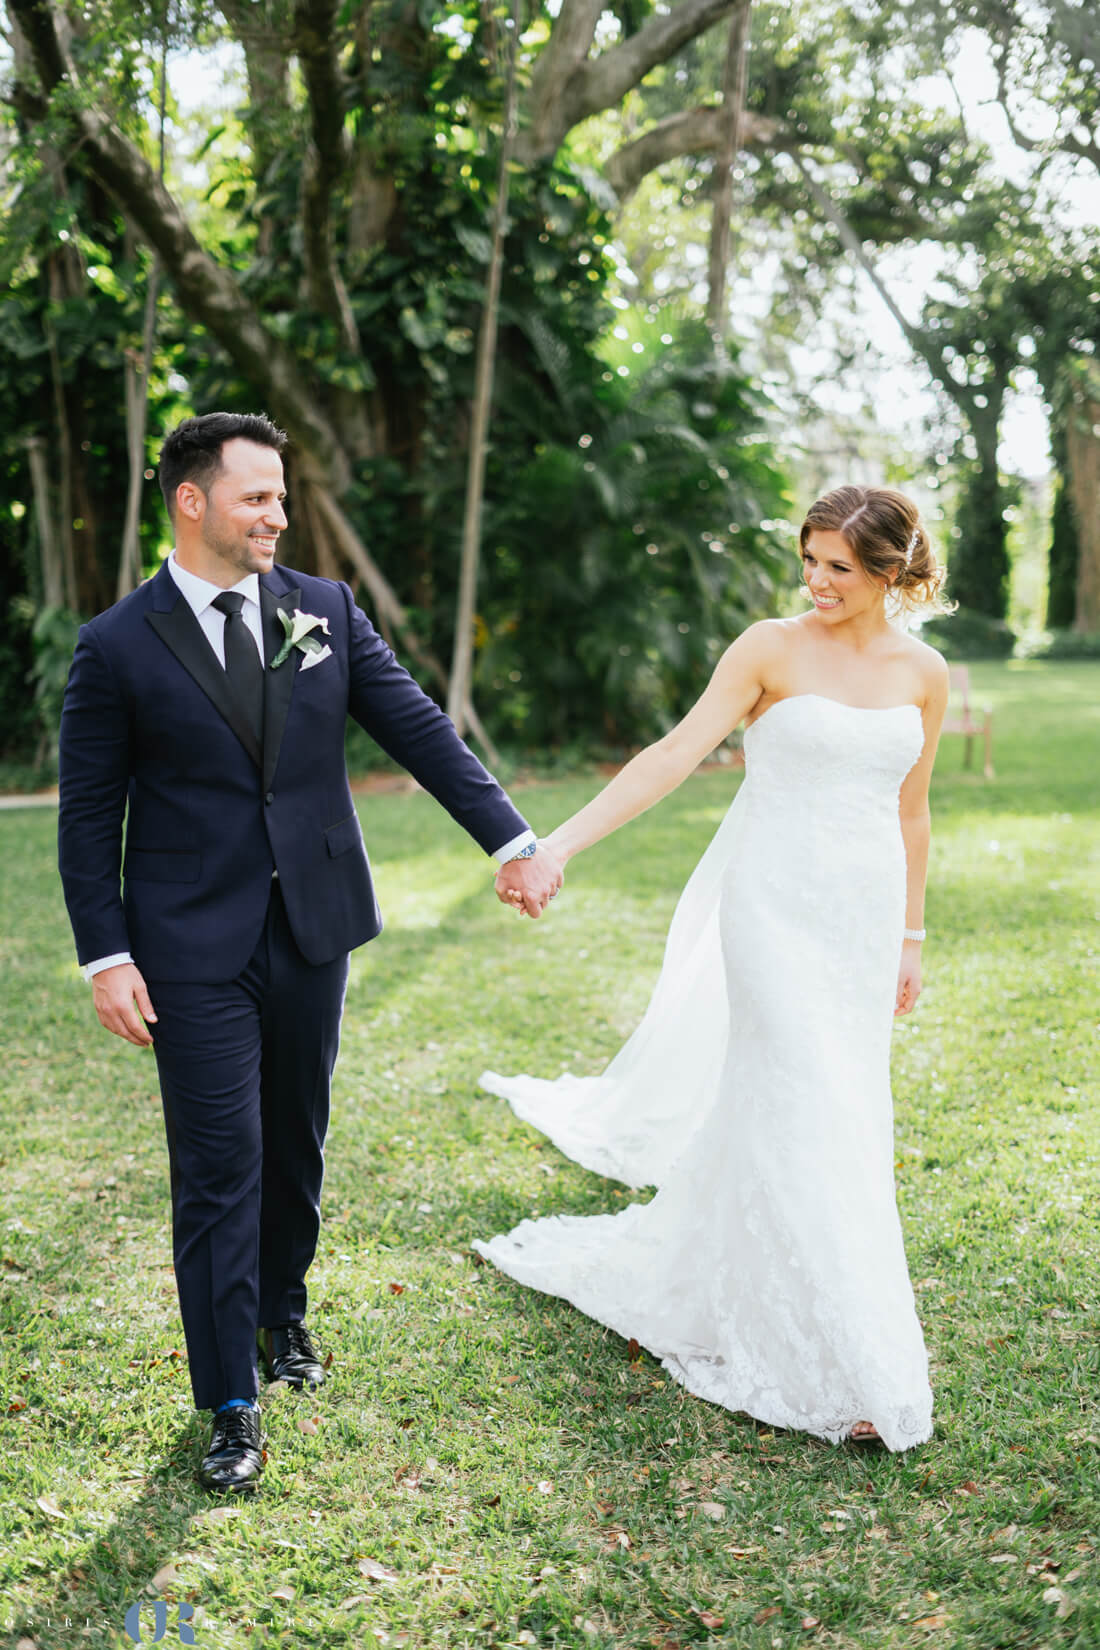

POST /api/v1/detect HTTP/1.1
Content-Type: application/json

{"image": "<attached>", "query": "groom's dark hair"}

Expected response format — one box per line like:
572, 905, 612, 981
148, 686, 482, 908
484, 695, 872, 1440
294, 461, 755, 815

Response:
158, 412, 288, 519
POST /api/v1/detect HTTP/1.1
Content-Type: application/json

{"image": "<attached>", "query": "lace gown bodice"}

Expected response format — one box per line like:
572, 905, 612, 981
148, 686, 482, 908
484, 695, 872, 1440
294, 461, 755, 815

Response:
475, 694, 934, 1451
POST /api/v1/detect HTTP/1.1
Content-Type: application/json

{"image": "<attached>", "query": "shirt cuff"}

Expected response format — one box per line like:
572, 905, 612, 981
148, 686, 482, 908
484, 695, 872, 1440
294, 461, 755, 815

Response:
492, 829, 537, 865
82, 952, 133, 982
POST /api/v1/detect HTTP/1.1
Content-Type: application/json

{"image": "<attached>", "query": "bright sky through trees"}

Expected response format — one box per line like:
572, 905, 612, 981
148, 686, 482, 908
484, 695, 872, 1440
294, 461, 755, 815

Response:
782, 26, 1100, 478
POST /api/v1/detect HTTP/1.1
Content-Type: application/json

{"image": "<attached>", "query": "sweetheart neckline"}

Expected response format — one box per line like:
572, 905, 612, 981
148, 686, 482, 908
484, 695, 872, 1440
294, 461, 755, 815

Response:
745, 692, 922, 735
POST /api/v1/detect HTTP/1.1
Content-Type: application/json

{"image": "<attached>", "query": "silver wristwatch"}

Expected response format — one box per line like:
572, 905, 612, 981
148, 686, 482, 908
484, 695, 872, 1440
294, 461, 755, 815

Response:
505, 842, 538, 862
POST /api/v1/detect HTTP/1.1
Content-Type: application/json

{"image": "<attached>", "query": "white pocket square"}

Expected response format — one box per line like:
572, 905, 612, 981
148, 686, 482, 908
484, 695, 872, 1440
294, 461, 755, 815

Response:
298, 644, 333, 673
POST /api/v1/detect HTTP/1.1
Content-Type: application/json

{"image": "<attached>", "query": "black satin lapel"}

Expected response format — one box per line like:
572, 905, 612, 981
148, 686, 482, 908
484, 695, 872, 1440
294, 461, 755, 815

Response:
146, 603, 264, 769
260, 583, 301, 793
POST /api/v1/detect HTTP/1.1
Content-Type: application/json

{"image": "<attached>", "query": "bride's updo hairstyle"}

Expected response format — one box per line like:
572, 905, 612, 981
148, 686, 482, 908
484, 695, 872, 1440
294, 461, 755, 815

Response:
800, 485, 952, 617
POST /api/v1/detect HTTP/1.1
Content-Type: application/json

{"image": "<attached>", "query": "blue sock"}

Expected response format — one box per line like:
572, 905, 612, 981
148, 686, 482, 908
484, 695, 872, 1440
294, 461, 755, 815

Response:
215, 1398, 255, 1413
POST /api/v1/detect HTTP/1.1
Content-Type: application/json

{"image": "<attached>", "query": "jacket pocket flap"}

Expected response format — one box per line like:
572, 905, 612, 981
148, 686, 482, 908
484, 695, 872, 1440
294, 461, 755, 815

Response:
324, 813, 363, 859
124, 848, 201, 883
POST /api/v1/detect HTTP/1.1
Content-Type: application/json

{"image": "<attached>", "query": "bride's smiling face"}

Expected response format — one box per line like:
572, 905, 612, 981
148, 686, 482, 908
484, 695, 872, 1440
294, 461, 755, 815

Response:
801, 530, 885, 619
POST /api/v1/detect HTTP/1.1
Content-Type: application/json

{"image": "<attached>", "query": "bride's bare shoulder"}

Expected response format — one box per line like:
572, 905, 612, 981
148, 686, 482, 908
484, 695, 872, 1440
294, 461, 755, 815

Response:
896, 631, 950, 704
732, 615, 806, 657
716, 618, 797, 683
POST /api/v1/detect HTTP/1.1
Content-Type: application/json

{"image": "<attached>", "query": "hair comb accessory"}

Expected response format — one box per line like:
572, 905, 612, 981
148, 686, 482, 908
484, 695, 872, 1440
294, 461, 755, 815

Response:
905, 528, 919, 566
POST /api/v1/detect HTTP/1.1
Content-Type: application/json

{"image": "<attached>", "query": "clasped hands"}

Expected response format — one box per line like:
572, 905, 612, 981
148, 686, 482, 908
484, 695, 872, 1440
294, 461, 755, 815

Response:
494, 842, 564, 918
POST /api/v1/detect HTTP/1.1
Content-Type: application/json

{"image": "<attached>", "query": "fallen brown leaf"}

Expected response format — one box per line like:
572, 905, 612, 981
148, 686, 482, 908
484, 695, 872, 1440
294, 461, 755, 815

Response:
957, 1481, 980, 1496
1043, 1587, 1073, 1620
149, 1560, 191, 1591
358, 1557, 398, 1583
801, 1617, 821, 1631
7, 1397, 26, 1414
35, 1495, 66, 1521
912, 1613, 947, 1629
691, 1607, 724, 1629
754, 1606, 781, 1624
627, 1337, 642, 1362
191, 1504, 240, 1524
389, 1282, 405, 1294
698, 1501, 725, 1521
297, 1415, 319, 1436
271, 1587, 295, 1601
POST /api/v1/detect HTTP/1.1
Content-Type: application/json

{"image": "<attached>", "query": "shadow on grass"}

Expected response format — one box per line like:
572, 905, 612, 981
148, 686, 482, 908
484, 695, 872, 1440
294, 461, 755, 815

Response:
9, 1416, 224, 1646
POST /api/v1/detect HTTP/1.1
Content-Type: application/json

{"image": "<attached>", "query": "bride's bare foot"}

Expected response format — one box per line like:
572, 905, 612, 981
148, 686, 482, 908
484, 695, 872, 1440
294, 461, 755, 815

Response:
850, 1421, 882, 1444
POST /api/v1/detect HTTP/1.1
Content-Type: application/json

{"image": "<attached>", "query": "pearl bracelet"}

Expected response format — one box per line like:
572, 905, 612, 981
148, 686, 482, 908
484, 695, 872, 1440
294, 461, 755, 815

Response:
903, 928, 926, 942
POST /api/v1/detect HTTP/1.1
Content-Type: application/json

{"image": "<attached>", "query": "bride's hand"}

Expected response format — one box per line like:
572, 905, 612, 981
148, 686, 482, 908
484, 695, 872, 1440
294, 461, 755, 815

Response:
894, 945, 922, 1017
494, 841, 564, 917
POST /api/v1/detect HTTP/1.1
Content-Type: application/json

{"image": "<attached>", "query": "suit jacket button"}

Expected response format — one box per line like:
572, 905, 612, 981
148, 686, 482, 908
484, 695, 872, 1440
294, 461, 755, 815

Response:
265, 791, 275, 805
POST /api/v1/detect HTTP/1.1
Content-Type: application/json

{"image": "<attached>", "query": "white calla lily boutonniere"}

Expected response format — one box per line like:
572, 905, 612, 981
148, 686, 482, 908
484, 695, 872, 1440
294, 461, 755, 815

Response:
271, 607, 331, 669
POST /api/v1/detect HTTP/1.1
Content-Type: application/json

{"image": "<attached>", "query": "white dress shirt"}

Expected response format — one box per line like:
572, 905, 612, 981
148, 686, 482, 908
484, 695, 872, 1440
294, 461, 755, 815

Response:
166, 551, 265, 667
82, 556, 534, 979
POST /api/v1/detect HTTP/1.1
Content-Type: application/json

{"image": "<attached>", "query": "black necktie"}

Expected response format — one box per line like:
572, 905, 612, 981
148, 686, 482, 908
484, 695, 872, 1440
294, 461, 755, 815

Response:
212, 591, 264, 744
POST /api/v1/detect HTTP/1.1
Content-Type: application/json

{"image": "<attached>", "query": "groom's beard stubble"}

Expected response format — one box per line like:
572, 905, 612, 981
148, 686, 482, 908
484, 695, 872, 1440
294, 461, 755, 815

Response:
202, 519, 279, 580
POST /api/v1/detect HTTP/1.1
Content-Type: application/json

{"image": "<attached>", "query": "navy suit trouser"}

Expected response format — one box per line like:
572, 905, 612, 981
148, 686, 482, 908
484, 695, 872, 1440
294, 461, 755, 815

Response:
147, 880, 349, 1411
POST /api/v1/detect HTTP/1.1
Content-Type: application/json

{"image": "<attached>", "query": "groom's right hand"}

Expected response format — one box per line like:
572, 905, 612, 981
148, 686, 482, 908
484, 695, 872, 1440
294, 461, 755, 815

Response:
92, 963, 158, 1047
494, 844, 563, 918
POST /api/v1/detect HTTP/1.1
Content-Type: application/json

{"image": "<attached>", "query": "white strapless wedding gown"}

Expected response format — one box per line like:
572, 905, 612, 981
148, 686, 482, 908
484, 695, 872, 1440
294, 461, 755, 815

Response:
474, 694, 934, 1451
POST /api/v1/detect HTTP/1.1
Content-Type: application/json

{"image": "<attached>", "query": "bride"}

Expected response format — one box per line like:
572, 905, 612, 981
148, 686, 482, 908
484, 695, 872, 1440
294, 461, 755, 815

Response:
477, 485, 951, 1451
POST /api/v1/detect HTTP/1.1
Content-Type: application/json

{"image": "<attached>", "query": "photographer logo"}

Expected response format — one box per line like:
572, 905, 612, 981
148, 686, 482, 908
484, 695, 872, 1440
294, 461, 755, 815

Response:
123, 1600, 197, 1644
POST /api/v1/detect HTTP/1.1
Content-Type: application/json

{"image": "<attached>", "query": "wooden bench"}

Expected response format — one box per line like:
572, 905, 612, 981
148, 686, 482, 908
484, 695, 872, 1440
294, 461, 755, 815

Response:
942, 665, 994, 778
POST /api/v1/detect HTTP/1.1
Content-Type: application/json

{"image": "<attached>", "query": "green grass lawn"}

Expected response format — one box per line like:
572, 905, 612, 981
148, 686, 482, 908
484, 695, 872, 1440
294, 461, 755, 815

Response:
1, 659, 1097, 1650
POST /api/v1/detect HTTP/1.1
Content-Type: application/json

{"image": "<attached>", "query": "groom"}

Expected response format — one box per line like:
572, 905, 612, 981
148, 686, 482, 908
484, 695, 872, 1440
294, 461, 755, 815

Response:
58, 412, 561, 1491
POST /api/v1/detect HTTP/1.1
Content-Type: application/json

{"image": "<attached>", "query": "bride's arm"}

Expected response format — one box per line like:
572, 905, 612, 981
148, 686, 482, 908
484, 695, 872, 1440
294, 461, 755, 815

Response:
895, 653, 950, 1015
542, 623, 778, 867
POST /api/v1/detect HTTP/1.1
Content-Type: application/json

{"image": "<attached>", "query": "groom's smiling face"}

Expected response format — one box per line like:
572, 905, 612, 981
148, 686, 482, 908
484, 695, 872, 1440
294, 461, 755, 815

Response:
189, 438, 289, 584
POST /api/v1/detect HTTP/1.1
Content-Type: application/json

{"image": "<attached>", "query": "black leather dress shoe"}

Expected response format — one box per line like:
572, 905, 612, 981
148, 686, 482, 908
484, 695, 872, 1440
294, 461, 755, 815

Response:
199, 1404, 264, 1493
258, 1322, 326, 1389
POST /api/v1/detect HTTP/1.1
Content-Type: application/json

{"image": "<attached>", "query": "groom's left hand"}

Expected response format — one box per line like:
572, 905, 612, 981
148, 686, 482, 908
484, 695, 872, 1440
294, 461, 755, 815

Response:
495, 845, 563, 918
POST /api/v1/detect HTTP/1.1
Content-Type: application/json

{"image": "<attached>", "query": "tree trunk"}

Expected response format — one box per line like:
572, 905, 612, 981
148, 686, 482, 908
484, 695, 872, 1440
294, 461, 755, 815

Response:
949, 424, 1010, 619
117, 253, 160, 601
446, 0, 519, 757
26, 436, 64, 607
44, 372, 77, 611
1045, 476, 1079, 628
706, 0, 751, 335
118, 20, 167, 603
1065, 382, 1100, 631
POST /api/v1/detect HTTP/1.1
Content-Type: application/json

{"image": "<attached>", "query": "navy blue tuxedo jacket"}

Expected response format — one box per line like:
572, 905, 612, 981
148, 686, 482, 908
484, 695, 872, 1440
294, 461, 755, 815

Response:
58, 562, 529, 981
